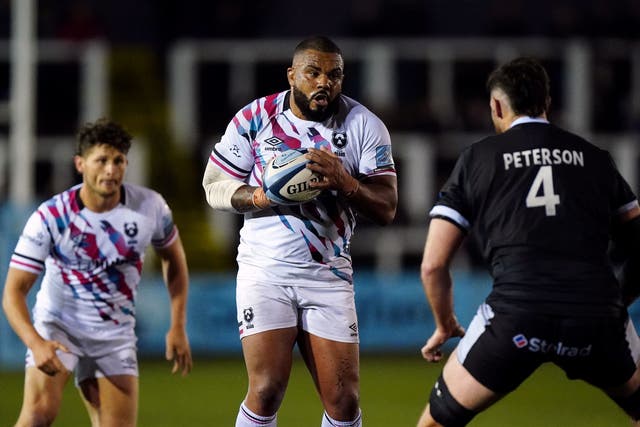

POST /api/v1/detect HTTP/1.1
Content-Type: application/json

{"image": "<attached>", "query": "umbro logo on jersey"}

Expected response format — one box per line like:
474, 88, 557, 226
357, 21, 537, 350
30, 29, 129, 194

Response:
349, 322, 358, 336
121, 357, 136, 369
265, 136, 283, 147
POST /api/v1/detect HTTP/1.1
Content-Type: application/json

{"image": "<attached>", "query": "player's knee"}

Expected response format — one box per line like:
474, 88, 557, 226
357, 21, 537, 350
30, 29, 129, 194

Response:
323, 387, 360, 420
613, 386, 640, 420
249, 379, 287, 413
428, 374, 477, 427
17, 407, 59, 427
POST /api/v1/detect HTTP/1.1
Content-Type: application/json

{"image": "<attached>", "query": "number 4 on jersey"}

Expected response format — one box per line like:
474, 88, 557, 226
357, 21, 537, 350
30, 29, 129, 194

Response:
526, 166, 560, 216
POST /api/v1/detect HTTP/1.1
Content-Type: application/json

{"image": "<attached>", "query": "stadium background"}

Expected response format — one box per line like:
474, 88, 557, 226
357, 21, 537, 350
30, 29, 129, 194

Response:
1, 1, 640, 425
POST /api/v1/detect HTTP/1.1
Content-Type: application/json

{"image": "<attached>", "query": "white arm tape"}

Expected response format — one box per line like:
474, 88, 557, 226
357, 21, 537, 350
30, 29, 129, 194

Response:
202, 161, 246, 212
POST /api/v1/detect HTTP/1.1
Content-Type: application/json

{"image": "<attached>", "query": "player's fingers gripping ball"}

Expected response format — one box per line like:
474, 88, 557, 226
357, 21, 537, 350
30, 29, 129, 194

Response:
262, 148, 323, 204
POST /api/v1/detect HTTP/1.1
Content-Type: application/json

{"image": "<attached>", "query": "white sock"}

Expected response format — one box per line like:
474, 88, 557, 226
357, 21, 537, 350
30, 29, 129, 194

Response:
235, 402, 277, 427
321, 409, 362, 427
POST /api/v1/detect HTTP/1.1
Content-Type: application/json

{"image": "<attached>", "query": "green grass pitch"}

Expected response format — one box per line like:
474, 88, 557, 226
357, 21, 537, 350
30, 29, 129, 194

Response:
0, 354, 629, 426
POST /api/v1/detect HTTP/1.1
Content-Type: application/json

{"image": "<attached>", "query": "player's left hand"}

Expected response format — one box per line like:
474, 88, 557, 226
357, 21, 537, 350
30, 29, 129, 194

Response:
166, 327, 193, 376
306, 147, 358, 194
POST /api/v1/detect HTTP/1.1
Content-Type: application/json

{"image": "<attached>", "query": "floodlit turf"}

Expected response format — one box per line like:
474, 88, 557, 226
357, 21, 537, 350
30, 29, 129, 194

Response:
0, 354, 630, 426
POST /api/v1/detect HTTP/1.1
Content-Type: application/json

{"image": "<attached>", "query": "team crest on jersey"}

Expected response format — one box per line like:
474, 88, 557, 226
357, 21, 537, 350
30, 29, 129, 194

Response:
70, 231, 89, 247
243, 307, 254, 329
124, 222, 138, 238
124, 222, 138, 245
332, 131, 347, 149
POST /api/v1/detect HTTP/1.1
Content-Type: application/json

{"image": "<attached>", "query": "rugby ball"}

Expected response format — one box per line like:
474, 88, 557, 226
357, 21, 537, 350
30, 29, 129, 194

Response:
262, 148, 322, 205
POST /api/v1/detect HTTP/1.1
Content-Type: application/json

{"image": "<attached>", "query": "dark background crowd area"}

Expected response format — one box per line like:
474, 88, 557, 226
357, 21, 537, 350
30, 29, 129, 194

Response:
2, 0, 639, 135
1, 0, 639, 43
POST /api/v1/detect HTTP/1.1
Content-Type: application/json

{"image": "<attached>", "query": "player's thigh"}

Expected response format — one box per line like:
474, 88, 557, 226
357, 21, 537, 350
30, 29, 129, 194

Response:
297, 330, 359, 397
297, 286, 360, 344
80, 375, 138, 427
457, 303, 542, 394
441, 349, 501, 411
241, 327, 300, 384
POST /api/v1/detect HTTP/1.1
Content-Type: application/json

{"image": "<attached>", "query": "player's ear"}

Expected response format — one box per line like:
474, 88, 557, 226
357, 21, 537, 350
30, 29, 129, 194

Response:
287, 67, 295, 87
493, 98, 504, 119
74, 155, 84, 174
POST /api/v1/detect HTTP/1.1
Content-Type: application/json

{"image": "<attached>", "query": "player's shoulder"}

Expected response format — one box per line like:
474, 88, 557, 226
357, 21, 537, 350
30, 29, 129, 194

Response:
336, 94, 388, 130
122, 183, 167, 212
37, 184, 82, 215
547, 124, 607, 153
240, 90, 288, 121
339, 94, 376, 118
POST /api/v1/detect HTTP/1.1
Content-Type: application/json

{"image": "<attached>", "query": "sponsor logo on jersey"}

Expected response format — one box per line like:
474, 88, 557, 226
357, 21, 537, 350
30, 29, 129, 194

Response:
512, 333, 592, 357
512, 334, 528, 348
332, 131, 347, 149
375, 145, 394, 169
161, 215, 175, 237
68, 255, 140, 271
23, 231, 46, 247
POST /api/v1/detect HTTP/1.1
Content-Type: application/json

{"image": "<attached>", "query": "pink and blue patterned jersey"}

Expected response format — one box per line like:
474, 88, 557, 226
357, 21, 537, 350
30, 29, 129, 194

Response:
10, 183, 177, 327
209, 91, 396, 287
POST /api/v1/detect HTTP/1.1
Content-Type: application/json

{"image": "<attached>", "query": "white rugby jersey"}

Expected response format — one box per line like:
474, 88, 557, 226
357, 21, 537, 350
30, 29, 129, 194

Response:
209, 91, 395, 287
10, 183, 178, 327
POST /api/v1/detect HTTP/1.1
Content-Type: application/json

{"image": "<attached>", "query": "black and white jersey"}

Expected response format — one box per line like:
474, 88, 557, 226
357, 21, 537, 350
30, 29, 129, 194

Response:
431, 118, 639, 316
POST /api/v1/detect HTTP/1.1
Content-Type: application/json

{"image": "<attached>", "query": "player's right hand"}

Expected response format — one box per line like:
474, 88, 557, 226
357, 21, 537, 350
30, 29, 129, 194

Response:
421, 323, 465, 363
252, 186, 277, 209
33, 339, 69, 376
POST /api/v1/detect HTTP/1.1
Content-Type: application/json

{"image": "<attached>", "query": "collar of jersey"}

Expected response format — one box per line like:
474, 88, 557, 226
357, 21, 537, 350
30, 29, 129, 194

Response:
75, 185, 126, 210
510, 116, 550, 128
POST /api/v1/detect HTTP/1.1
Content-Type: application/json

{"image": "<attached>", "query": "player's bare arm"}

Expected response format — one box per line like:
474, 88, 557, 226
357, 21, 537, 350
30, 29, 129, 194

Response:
231, 185, 273, 212
420, 218, 466, 362
156, 236, 193, 376
306, 147, 397, 225
2, 268, 69, 376
202, 161, 273, 213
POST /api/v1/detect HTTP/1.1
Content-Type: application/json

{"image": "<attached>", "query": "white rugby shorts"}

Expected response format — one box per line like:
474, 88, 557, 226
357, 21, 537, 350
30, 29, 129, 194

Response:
27, 314, 139, 385
236, 280, 359, 343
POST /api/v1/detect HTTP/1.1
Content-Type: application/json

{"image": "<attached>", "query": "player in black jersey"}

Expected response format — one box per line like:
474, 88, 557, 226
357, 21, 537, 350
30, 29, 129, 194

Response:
416, 57, 640, 427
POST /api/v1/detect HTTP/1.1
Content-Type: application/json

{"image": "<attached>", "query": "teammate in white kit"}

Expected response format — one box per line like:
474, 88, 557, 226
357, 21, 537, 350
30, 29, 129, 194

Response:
203, 36, 398, 427
2, 118, 192, 427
